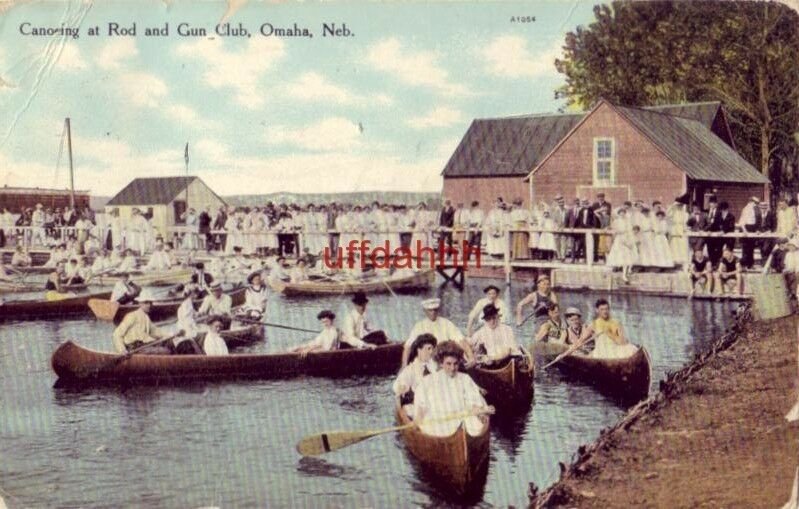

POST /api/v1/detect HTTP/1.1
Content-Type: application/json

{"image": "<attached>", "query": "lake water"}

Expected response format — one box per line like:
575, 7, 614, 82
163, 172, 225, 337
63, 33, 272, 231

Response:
0, 280, 734, 507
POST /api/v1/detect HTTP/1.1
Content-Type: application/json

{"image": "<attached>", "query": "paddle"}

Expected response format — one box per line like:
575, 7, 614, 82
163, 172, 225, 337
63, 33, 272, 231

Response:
542, 332, 606, 369
234, 315, 318, 334
78, 333, 181, 378
88, 299, 120, 321
379, 275, 398, 298
296, 408, 492, 457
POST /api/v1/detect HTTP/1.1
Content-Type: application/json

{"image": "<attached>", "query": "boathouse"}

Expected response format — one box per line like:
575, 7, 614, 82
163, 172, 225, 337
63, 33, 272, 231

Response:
0, 186, 90, 212
105, 176, 226, 238
442, 100, 769, 213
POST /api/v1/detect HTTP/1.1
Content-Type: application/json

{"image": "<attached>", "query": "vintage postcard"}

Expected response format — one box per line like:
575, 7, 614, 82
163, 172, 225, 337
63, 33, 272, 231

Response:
1, 1, 798, 507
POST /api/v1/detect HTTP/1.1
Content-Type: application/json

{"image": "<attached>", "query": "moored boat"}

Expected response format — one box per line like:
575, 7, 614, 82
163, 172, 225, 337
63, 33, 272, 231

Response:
269, 269, 435, 296
88, 286, 247, 322
51, 340, 403, 382
92, 268, 193, 288
394, 402, 490, 496
533, 341, 652, 401
466, 349, 535, 407
0, 290, 112, 321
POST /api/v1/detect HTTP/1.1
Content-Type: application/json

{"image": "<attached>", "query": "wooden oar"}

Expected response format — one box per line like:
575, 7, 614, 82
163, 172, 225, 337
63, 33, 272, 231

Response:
296, 408, 491, 457
78, 333, 181, 378
542, 333, 606, 369
234, 315, 318, 334
379, 275, 398, 298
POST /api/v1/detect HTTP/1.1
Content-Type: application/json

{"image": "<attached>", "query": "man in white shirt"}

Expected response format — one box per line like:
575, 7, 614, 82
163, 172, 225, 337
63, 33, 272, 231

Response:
268, 256, 291, 283
117, 249, 138, 273
467, 201, 484, 255
144, 243, 171, 272
342, 291, 388, 345
402, 298, 470, 366
110, 273, 141, 304
737, 196, 760, 269
465, 284, 509, 336
469, 304, 522, 366
198, 283, 232, 329
288, 309, 376, 354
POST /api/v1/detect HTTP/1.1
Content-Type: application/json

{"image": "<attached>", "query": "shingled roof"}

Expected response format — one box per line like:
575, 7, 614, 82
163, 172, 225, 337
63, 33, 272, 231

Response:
107, 176, 198, 206
442, 101, 726, 178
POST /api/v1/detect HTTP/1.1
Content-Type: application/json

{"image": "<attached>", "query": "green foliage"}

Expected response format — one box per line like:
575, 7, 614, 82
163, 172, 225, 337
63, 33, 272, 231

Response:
556, 1, 799, 191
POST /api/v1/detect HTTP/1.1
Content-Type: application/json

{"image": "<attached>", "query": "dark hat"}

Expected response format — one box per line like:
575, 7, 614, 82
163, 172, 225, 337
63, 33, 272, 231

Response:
195, 262, 205, 270
483, 284, 500, 294
317, 309, 335, 320
351, 291, 369, 305
233, 246, 242, 252
482, 303, 500, 320
210, 282, 222, 291
247, 271, 262, 284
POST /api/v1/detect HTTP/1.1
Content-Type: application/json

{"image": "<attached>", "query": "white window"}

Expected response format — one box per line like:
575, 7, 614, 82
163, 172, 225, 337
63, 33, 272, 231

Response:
593, 138, 615, 185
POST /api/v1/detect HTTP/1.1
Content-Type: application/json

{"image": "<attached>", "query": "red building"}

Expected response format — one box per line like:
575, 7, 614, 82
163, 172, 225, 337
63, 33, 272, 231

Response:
0, 186, 90, 212
442, 100, 769, 214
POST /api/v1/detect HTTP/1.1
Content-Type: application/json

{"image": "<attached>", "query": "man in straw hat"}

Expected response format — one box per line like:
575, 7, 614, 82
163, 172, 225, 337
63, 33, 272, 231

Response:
112, 288, 176, 354
468, 303, 522, 367
402, 297, 468, 366
198, 282, 233, 329
342, 291, 387, 346
413, 340, 494, 437
466, 284, 509, 336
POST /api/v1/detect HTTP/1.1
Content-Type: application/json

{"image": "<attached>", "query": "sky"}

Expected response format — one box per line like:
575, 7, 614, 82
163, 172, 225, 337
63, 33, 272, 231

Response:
0, 0, 597, 197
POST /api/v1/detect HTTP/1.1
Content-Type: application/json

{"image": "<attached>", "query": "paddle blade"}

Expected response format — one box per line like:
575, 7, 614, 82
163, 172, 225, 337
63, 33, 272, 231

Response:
88, 299, 120, 321
296, 429, 385, 457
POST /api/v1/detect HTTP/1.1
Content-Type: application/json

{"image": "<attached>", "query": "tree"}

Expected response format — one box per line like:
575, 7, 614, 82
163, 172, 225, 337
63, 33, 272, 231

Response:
555, 2, 799, 194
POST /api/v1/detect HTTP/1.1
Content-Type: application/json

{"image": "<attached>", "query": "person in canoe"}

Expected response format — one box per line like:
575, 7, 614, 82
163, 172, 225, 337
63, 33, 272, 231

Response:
515, 274, 558, 329
534, 302, 566, 343
268, 256, 291, 283
563, 306, 594, 346
290, 258, 310, 283
143, 243, 172, 272
202, 316, 230, 356
110, 273, 141, 305
197, 283, 232, 329
239, 271, 268, 320
44, 262, 76, 301
10, 245, 32, 267
63, 258, 84, 285
714, 245, 742, 297
112, 289, 177, 354
172, 285, 205, 354
402, 298, 470, 367
589, 299, 638, 359
465, 284, 509, 336
413, 341, 495, 437
342, 291, 388, 346
117, 249, 138, 273
288, 310, 377, 356
468, 304, 523, 367
192, 262, 214, 296
393, 333, 438, 418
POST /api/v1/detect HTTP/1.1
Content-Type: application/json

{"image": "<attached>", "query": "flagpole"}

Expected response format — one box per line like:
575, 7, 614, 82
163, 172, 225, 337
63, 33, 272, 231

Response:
184, 142, 189, 213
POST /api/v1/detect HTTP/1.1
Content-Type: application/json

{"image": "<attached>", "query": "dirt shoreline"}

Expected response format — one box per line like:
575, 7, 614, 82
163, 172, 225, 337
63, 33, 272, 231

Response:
530, 308, 799, 508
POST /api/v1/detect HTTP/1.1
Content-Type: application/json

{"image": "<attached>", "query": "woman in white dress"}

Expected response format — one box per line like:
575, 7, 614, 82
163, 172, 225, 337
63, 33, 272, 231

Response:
635, 208, 656, 268
652, 211, 675, 269
410, 203, 431, 254
667, 201, 690, 267
224, 212, 241, 255
484, 201, 507, 257
606, 209, 639, 281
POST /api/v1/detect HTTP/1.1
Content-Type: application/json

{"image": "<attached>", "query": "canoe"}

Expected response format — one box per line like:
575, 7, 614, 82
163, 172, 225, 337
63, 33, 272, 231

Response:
88, 286, 247, 322
0, 281, 87, 294
532, 341, 652, 401
92, 269, 193, 287
269, 270, 435, 296
7, 265, 52, 275
466, 349, 535, 407
0, 290, 112, 321
395, 401, 490, 495
208, 321, 265, 349
51, 340, 404, 382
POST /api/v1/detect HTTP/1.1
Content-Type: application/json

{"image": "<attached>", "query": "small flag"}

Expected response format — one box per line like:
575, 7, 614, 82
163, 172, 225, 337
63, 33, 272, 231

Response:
184, 142, 189, 166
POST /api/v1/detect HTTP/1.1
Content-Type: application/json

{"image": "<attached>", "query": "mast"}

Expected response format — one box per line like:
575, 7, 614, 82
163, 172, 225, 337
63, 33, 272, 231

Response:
184, 142, 189, 213
65, 118, 75, 209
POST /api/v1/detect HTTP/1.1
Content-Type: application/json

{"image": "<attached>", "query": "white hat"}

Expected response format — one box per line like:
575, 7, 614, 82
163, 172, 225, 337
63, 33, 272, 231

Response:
421, 298, 441, 310
751, 196, 760, 203
36, 203, 43, 208
135, 289, 157, 303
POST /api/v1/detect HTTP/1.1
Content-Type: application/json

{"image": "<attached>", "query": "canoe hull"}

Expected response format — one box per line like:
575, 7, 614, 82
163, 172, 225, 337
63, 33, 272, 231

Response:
533, 341, 652, 401
466, 350, 534, 408
94, 287, 247, 323
395, 403, 489, 495
270, 270, 435, 296
93, 269, 192, 288
0, 291, 112, 321
51, 340, 403, 383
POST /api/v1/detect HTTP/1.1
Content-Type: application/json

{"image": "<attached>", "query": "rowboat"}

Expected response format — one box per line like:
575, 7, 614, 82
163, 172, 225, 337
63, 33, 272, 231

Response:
51, 341, 404, 382
394, 402, 490, 496
269, 270, 435, 296
213, 321, 265, 349
466, 349, 535, 407
91, 268, 193, 287
87, 286, 247, 322
0, 280, 87, 294
7, 265, 52, 275
532, 341, 652, 401
0, 290, 112, 321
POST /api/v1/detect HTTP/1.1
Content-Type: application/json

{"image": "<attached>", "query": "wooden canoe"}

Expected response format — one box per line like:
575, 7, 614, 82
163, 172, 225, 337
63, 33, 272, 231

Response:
8, 265, 52, 275
395, 401, 490, 496
0, 290, 112, 321
51, 340, 404, 382
92, 269, 193, 288
0, 280, 87, 294
269, 270, 435, 296
466, 349, 535, 407
533, 341, 652, 401
88, 286, 247, 322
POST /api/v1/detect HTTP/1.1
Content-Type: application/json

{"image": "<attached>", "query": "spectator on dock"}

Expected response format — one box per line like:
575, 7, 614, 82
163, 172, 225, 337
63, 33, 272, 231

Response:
707, 201, 736, 267
758, 200, 776, 263
467, 201, 484, 257
509, 198, 531, 260
776, 198, 796, 240
737, 197, 761, 269
686, 203, 707, 253
667, 198, 690, 267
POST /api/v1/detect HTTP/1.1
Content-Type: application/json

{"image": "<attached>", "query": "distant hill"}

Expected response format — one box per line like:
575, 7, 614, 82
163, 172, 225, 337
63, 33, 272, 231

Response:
225, 191, 441, 208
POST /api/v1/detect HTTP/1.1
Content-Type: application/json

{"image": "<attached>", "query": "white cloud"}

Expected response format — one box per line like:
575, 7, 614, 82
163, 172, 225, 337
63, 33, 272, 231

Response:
194, 138, 230, 161
266, 117, 363, 151
366, 38, 469, 96
175, 38, 285, 109
119, 72, 168, 107
97, 38, 138, 70
57, 42, 87, 71
283, 72, 394, 107
480, 36, 561, 79
166, 104, 199, 123
407, 106, 464, 129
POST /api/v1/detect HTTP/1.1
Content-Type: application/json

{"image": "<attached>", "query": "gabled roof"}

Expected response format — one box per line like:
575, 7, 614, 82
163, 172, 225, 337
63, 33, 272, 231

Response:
442, 101, 725, 178
107, 176, 197, 206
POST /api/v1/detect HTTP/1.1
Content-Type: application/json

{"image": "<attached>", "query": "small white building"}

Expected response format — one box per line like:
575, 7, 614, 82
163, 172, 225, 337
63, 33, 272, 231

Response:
105, 176, 226, 238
